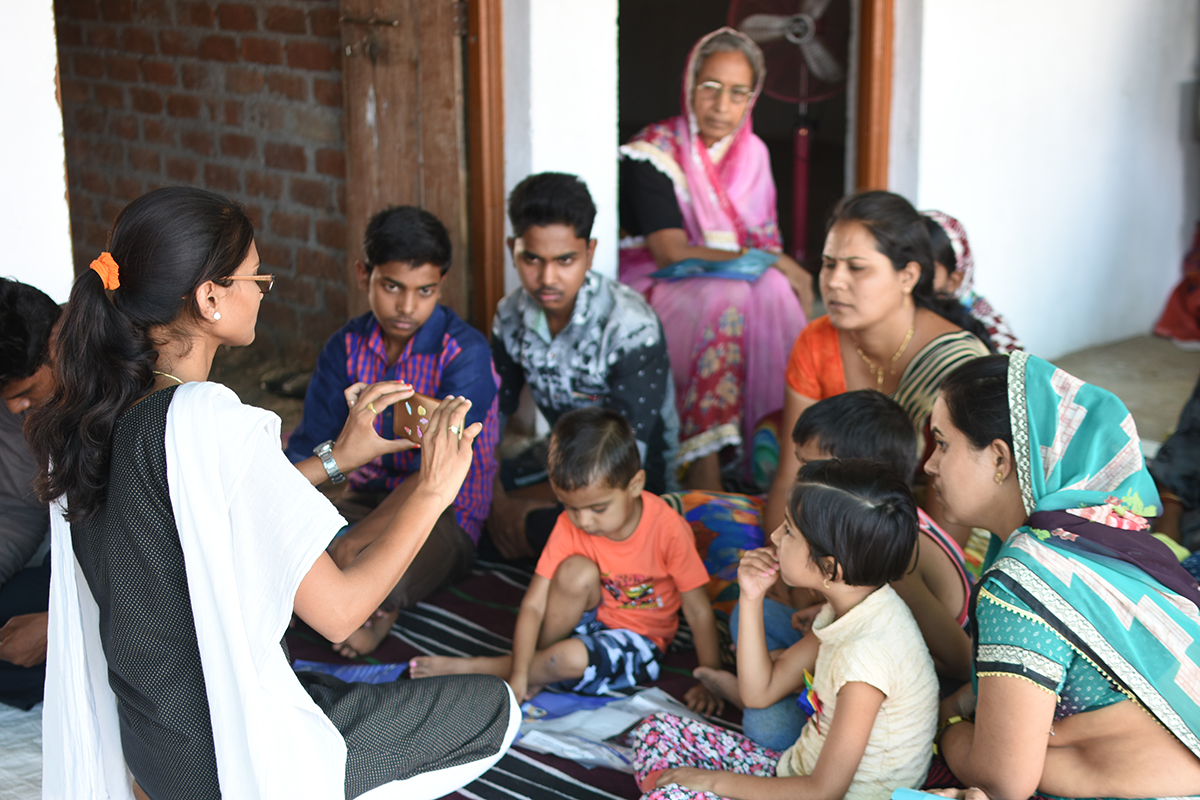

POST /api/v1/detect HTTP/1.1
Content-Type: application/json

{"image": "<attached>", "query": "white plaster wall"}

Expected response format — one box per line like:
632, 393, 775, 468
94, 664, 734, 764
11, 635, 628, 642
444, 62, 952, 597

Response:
502, 0, 619, 292
0, 1, 74, 303
911, 0, 1200, 359
887, 0, 922, 199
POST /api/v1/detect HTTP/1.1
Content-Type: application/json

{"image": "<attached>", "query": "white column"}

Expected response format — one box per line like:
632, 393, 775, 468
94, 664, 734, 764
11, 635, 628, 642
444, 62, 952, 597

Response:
914, 0, 1200, 358
503, 0, 619, 292
1, 0, 74, 302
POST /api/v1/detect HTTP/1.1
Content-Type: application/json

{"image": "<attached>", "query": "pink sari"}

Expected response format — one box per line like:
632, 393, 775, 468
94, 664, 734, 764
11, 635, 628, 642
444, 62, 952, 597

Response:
619, 27, 806, 474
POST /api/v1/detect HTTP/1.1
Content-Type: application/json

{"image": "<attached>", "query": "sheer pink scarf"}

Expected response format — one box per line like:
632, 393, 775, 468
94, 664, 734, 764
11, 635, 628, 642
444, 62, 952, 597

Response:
620, 26, 782, 270
619, 28, 803, 471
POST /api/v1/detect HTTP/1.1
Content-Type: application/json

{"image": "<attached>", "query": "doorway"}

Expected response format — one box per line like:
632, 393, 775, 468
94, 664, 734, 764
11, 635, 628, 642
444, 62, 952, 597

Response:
617, 0, 851, 270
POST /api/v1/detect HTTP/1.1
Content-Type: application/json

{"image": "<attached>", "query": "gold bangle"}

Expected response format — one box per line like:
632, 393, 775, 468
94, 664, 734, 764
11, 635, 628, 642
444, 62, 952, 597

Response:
1160, 491, 1183, 507
932, 715, 970, 756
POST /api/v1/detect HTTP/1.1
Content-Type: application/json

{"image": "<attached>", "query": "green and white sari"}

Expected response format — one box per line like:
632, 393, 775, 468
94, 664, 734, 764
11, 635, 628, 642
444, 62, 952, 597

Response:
975, 351, 1200, 761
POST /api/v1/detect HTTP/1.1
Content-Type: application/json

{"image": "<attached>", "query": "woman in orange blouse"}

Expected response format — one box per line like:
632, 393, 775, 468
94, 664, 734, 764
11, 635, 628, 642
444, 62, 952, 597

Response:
763, 191, 989, 536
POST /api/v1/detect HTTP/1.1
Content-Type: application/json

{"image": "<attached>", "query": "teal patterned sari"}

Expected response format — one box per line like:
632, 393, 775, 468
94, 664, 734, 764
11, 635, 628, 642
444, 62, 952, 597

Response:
978, 351, 1200, 758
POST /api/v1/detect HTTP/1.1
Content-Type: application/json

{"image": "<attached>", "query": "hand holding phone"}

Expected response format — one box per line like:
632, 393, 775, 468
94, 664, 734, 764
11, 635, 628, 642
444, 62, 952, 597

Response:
391, 391, 442, 444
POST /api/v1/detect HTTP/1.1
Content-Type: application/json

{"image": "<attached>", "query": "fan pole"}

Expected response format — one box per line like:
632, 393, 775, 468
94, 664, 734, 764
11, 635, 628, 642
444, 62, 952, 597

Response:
792, 120, 812, 265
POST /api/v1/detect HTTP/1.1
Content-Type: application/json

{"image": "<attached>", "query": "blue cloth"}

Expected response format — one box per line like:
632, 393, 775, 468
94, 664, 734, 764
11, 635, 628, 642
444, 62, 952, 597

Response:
1184, 552, 1200, 584
555, 608, 662, 695
291, 660, 408, 684
728, 596, 803, 652
742, 696, 806, 751
648, 248, 778, 282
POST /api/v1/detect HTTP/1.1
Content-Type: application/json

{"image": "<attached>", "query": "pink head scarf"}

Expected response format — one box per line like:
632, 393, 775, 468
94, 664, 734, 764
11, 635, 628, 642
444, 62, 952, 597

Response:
621, 27, 782, 253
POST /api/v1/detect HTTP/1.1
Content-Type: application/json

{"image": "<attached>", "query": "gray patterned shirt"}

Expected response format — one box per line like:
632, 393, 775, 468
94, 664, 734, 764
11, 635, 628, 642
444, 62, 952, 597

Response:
491, 270, 679, 492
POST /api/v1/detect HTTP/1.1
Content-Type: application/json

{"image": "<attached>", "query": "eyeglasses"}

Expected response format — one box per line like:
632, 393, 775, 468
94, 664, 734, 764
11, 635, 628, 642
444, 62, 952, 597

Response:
225, 274, 275, 294
695, 80, 753, 105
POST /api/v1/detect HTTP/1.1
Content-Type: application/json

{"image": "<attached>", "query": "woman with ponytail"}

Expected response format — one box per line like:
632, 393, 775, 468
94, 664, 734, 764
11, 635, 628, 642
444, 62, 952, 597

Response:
763, 190, 990, 536
27, 186, 517, 800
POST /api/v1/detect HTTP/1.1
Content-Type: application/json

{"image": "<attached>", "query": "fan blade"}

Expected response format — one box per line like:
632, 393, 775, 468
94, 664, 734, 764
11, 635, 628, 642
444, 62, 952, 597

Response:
801, 0, 836, 22
739, 13, 792, 44
799, 36, 845, 83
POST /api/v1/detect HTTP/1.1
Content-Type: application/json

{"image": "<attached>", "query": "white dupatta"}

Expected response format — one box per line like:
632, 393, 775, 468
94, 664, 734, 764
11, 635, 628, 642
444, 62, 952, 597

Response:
43, 382, 348, 799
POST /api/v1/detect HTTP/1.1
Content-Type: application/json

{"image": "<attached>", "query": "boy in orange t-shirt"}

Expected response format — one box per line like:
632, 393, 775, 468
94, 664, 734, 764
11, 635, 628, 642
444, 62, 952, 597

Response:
412, 407, 724, 713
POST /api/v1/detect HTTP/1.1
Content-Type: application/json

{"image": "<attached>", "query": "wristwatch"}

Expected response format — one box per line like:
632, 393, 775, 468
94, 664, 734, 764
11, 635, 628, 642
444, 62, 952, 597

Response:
313, 440, 345, 484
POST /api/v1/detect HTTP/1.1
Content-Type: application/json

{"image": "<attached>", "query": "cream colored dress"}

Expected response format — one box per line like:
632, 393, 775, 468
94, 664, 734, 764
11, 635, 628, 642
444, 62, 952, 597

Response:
776, 585, 939, 800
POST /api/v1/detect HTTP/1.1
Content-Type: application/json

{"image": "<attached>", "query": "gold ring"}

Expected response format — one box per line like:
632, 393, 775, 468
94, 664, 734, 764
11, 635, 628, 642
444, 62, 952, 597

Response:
448, 424, 462, 435
367, 402, 377, 415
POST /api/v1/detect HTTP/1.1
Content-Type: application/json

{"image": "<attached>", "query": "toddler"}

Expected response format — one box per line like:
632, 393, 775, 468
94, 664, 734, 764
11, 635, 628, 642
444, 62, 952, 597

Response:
414, 407, 722, 712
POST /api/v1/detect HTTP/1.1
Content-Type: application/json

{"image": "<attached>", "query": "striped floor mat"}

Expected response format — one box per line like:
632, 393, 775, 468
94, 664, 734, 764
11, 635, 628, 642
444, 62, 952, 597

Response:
286, 559, 740, 800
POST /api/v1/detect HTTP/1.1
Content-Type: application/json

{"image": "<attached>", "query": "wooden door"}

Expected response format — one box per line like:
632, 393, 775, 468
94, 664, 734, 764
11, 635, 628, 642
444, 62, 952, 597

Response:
340, 0, 470, 319
855, 0, 893, 191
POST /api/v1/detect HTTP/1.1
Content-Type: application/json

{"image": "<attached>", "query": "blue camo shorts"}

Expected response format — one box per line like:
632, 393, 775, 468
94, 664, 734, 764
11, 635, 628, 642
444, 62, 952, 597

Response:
555, 608, 663, 695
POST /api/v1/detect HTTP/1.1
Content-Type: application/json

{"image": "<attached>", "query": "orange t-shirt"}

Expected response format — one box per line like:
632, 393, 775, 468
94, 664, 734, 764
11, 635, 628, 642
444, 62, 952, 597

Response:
535, 492, 710, 651
784, 315, 846, 400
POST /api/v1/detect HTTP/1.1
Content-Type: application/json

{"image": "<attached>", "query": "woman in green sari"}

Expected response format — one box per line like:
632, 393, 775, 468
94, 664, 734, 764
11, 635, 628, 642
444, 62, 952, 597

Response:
925, 352, 1200, 800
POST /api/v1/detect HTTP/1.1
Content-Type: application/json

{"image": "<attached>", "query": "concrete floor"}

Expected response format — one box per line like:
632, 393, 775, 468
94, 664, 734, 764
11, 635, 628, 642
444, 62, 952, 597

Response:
1054, 335, 1200, 450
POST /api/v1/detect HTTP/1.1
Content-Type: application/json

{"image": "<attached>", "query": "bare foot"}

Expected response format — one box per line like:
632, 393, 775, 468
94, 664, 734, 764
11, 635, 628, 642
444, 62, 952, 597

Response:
410, 653, 511, 679
693, 666, 744, 709
332, 608, 398, 658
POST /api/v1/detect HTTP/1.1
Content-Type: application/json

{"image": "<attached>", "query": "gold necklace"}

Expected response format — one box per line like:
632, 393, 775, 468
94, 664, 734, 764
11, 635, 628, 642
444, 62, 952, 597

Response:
854, 320, 916, 391
153, 370, 185, 385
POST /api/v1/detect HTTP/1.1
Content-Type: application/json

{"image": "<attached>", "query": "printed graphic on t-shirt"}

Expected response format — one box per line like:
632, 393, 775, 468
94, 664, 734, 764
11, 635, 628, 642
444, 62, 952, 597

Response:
602, 573, 664, 609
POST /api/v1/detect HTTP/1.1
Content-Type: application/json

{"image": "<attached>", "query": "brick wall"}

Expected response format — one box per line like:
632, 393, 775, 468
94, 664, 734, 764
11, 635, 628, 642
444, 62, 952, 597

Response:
55, 0, 348, 363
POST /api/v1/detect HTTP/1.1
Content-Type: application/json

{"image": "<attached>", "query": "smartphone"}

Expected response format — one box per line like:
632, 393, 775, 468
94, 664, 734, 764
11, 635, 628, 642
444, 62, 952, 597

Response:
391, 392, 441, 444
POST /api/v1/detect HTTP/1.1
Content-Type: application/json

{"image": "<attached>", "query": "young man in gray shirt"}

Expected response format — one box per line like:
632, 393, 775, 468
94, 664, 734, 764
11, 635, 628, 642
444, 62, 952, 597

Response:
0, 278, 58, 709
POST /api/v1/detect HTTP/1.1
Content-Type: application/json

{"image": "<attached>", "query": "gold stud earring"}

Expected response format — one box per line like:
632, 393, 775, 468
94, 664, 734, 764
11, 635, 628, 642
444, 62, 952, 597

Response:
994, 469, 1004, 485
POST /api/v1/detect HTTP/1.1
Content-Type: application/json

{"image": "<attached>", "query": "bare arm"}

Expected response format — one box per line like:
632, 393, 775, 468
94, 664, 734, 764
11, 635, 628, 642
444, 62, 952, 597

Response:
657, 681, 884, 800
681, 586, 725, 715
326, 476, 420, 567
645, 228, 750, 267
939, 675, 1056, 800
294, 381, 418, 487
681, 587, 722, 671
890, 556, 972, 681
0, 612, 48, 667
764, 387, 818, 533
508, 574, 552, 702
735, 546, 817, 708
293, 396, 481, 641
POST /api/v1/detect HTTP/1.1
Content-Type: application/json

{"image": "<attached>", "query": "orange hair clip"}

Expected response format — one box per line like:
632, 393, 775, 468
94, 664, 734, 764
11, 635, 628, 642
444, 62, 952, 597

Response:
90, 252, 120, 290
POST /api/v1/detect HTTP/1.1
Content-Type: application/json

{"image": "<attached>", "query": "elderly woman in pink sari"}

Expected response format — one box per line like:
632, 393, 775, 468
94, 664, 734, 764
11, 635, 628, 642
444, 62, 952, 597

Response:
619, 28, 812, 491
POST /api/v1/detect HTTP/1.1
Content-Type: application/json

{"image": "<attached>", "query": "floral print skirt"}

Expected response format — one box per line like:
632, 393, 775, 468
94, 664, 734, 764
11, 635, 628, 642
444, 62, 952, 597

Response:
631, 712, 781, 800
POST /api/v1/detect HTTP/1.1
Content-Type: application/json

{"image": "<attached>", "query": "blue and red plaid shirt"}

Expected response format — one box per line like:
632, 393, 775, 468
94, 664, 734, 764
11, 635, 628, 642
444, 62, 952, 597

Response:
285, 307, 499, 541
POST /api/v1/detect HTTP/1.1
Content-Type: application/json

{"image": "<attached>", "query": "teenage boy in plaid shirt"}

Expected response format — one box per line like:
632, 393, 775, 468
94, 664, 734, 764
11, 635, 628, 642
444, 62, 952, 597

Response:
286, 206, 499, 657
